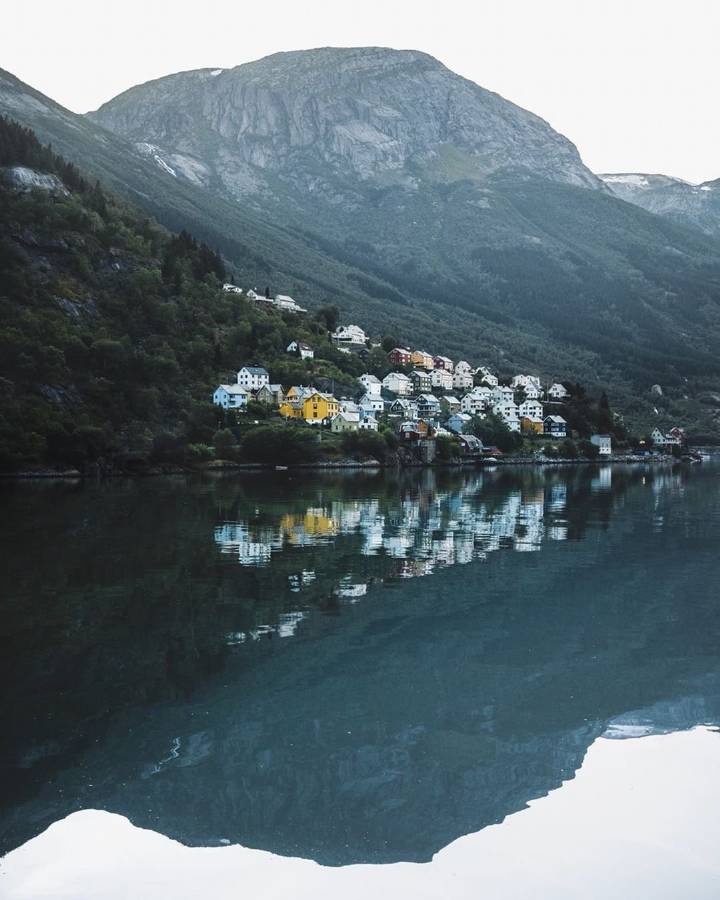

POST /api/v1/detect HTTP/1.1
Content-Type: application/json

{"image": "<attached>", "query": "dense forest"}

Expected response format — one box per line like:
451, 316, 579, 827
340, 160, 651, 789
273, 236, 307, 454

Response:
0, 117, 388, 471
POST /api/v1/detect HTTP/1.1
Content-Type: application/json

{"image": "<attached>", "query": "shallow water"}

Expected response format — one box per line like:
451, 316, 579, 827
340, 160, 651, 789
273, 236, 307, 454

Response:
1, 463, 719, 895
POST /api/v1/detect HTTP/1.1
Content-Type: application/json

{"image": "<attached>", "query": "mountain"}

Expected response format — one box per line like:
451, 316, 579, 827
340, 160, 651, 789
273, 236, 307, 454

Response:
90, 48, 602, 193
600, 172, 720, 237
4, 52, 720, 434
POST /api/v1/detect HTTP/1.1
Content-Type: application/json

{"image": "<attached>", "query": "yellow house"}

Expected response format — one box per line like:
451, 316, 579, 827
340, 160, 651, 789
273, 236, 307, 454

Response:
279, 399, 303, 419
301, 392, 339, 422
521, 416, 544, 435
411, 350, 435, 369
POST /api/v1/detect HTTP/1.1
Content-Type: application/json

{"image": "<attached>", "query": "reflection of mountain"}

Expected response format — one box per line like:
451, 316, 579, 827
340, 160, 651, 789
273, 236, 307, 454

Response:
1, 464, 719, 863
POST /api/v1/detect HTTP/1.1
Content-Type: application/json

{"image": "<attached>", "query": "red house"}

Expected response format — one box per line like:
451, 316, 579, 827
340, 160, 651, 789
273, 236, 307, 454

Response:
388, 347, 412, 366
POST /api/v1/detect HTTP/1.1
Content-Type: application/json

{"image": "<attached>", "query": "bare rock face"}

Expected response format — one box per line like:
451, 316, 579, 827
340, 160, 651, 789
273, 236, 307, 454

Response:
89, 48, 602, 197
1, 165, 68, 194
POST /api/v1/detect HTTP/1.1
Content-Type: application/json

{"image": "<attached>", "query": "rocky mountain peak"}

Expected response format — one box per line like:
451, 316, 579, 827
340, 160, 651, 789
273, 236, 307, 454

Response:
89, 47, 602, 193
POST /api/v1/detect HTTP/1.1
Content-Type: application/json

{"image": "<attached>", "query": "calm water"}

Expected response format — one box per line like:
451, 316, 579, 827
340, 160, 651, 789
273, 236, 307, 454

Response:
1, 463, 720, 897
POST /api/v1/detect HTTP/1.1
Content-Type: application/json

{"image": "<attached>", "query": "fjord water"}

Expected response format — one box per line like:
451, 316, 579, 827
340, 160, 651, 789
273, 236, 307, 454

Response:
1, 463, 720, 896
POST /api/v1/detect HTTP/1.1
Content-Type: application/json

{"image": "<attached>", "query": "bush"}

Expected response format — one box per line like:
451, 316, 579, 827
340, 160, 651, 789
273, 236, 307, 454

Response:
241, 423, 320, 465
578, 439, 600, 460
436, 434, 458, 461
559, 438, 579, 459
186, 443, 214, 464
213, 428, 238, 459
340, 429, 387, 461
471, 413, 522, 453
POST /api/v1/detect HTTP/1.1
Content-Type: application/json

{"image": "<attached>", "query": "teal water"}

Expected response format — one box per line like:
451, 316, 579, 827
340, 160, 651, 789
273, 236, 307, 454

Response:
1, 463, 719, 881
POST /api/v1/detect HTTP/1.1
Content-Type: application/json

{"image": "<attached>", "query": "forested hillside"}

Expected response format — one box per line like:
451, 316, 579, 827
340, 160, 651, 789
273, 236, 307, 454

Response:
0, 118, 376, 471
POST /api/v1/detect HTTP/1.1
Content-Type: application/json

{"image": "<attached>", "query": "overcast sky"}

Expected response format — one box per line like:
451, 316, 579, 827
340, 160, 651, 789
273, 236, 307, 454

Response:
3, 0, 718, 182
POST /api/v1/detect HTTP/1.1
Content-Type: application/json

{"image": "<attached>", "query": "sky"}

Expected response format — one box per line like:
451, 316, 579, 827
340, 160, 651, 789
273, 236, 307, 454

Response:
2, 0, 719, 183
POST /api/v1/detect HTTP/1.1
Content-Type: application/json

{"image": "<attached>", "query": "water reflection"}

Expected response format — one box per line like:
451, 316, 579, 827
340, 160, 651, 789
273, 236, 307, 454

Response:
0, 463, 719, 866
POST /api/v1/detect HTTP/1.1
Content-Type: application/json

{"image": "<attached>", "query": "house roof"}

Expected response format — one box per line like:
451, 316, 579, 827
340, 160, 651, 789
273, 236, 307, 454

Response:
217, 384, 249, 395
545, 415, 567, 424
240, 366, 269, 376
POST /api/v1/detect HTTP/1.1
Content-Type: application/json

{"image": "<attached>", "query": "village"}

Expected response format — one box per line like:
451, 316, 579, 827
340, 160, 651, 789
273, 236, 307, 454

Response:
213, 286, 687, 464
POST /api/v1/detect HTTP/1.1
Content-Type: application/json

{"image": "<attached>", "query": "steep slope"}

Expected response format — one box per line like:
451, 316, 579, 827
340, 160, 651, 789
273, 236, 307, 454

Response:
88, 48, 720, 427
600, 172, 720, 237
5, 56, 720, 433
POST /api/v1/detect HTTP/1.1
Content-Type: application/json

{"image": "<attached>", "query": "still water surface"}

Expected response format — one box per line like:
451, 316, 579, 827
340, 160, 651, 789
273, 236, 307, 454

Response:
1, 463, 719, 896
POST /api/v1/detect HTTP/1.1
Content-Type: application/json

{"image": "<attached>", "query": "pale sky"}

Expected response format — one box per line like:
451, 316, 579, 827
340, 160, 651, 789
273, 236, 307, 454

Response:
2, 0, 719, 183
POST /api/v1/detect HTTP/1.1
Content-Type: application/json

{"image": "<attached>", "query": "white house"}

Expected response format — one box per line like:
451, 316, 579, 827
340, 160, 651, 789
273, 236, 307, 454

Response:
382, 372, 413, 396
522, 384, 543, 400
453, 371, 474, 391
237, 366, 270, 391
274, 294, 307, 313
511, 374, 541, 391
491, 385, 515, 404
651, 428, 682, 447
332, 324, 367, 348
461, 390, 490, 416
359, 391, 384, 414
518, 399, 544, 420
358, 373, 382, 396
447, 413, 473, 434
213, 384, 249, 409
493, 401, 521, 432
286, 340, 314, 360
222, 283, 242, 294
476, 367, 498, 387
455, 360, 473, 376
590, 434, 612, 456
430, 369, 453, 391
331, 411, 361, 433
547, 383, 569, 400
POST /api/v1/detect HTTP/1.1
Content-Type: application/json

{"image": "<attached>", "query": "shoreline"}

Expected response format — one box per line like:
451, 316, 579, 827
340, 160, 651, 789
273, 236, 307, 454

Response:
0, 453, 683, 480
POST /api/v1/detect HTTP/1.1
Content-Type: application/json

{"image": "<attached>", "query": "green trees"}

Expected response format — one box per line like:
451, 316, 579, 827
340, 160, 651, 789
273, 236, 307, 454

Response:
241, 424, 320, 466
470, 414, 522, 453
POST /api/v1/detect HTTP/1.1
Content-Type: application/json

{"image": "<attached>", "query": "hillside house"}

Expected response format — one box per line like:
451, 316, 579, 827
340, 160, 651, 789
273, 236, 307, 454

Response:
286, 340, 314, 360
274, 294, 307, 313
461, 388, 491, 415
387, 347, 412, 366
237, 366, 270, 391
359, 392, 384, 414
447, 413, 473, 434
453, 371, 474, 391
255, 383, 284, 406
651, 427, 683, 447
544, 415, 568, 437
382, 372, 413, 396
358, 373, 382, 396
213, 385, 249, 409
547, 383, 569, 400
491, 385, 515, 404
411, 350, 435, 369
332, 324, 367, 349
511, 374, 541, 391
388, 398, 419, 419
433, 355, 454, 372
416, 393, 441, 418
222, 283, 242, 294
590, 434, 612, 456
440, 395, 461, 414
518, 399, 544, 420
493, 402, 521, 432
410, 369, 433, 393
280, 391, 339, 424
521, 416, 544, 435
430, 369, 453, 391
476, 367, 499, 387
331, 411, 361, 433
458, 434, 484, 456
